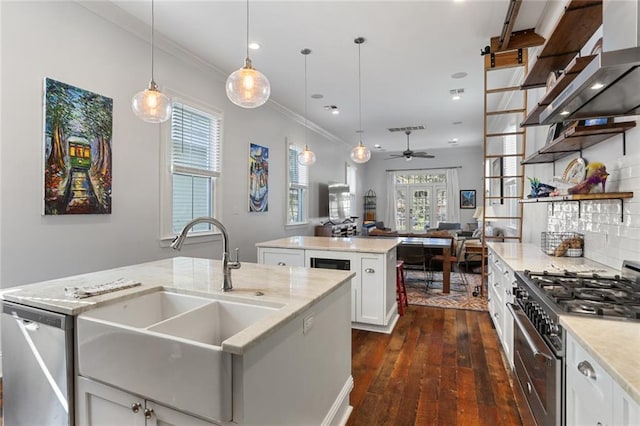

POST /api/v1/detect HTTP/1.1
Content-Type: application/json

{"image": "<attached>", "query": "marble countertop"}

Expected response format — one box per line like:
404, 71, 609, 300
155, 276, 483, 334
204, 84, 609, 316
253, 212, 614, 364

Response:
1, 257, 354, 355
256, 235, 400, 254
487, 242, 639, 404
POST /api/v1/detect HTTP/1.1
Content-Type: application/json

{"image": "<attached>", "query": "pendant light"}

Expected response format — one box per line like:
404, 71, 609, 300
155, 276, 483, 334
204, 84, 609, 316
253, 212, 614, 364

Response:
298, 48, 316, 166
350, 37, 371, 164
226, 0, 270, 108
131, 0, 172, 123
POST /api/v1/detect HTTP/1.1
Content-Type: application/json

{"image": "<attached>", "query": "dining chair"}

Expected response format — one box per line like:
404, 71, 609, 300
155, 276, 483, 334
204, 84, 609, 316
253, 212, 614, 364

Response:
396, 244, 429, 286
424, 236, 465, 292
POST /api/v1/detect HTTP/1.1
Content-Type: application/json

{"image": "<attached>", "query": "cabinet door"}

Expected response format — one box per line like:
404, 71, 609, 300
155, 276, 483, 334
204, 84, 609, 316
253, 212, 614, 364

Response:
613, 380, 640, 426
76, 377, 145, 426
500, 266, 516, 368
147, 401, 218, 426
565, 333, 613, 426
258, 248, 305, 267
358, 255, 385, 325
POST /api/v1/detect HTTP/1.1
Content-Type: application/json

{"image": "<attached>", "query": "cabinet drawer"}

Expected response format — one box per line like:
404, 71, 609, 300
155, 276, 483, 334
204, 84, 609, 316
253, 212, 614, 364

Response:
259, 248, 305, 267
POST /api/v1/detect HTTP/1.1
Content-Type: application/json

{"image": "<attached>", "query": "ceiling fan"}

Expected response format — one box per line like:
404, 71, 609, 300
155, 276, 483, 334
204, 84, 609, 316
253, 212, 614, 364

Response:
387, 130, 435, 160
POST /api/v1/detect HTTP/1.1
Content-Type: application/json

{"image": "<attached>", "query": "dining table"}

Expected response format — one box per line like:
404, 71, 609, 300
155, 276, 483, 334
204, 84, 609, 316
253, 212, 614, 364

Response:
398, 236, 453, 293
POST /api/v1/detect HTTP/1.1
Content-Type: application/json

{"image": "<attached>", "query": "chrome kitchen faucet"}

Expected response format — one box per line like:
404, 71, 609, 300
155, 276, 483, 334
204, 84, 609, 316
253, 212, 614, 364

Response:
170, 217, 241, 291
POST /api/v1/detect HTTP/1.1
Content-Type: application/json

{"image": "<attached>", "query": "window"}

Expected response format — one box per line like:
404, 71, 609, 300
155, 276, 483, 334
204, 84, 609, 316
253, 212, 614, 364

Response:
161, 99, 222, 239
287, 144, 309, 225
346, 163, 357, 216
393, 172, 447, 232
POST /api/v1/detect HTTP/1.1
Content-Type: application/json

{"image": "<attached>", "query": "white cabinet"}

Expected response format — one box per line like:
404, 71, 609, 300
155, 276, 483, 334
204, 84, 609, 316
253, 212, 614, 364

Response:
257, 245, 397, 333
257, 247, 305, 267
566, 332, 640, 426
487, 249, 515, 368
304, 249, 395, 330
77, 377, 217, 426
613, 380, 640, 426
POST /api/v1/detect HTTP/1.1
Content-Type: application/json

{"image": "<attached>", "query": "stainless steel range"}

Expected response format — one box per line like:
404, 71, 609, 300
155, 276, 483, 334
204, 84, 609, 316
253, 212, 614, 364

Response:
510, 260, 640, 426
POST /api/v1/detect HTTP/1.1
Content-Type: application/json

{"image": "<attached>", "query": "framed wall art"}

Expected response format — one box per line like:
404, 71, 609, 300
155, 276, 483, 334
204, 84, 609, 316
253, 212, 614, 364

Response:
249, 143, 269, 212
460, 190, 476, 209
44, 78, 113, 215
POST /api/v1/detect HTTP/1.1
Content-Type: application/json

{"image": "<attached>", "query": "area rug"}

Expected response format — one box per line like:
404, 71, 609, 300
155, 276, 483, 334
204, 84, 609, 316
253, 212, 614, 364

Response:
403, 269, 488, 312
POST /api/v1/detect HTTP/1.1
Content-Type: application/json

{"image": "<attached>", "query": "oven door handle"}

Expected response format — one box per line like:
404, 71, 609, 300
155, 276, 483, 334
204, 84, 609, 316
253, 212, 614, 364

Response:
507, 303, 555, 362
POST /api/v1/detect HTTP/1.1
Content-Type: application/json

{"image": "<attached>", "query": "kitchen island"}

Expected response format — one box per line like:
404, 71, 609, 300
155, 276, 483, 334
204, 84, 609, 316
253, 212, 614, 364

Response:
487, 242, 640, 419
256, 236, 401, 333
1, 257, 355, 425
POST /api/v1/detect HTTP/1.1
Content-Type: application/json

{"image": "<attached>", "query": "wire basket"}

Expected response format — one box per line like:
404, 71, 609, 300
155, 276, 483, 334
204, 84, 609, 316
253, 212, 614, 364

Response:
541, 232, 584, 257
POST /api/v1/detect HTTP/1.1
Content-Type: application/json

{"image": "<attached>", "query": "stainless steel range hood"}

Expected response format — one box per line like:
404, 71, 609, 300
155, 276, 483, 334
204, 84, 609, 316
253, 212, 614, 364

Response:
540, 0, 640, 124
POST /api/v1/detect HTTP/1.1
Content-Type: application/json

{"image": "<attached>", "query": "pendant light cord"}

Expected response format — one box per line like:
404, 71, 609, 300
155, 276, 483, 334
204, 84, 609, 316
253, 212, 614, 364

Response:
358, 43, 362, 135
150, 0, 155, 83
245, 0, 250, 59
304, 52, 308, 145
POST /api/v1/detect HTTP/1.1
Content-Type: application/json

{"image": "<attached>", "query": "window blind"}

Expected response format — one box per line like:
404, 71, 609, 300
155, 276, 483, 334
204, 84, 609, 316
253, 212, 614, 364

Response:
171, 102, 221, 177
288, 145, 308, 187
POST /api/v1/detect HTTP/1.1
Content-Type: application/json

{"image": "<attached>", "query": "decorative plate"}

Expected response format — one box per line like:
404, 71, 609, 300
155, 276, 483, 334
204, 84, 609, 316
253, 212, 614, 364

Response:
562, 158, 587, 184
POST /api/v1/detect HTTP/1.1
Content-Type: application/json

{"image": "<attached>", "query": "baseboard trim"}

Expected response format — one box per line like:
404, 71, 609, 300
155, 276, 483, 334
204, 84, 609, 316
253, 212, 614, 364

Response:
352, 309, 399, 334
322, 375, 354, 426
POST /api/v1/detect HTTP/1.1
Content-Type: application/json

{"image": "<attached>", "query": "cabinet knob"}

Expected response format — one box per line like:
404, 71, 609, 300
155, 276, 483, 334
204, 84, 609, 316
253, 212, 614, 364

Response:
577, 360, 597, 380
364, 268, 375, 273
277, 261, 286, 266
131, 402, 142, 413
144, 408, 154, 419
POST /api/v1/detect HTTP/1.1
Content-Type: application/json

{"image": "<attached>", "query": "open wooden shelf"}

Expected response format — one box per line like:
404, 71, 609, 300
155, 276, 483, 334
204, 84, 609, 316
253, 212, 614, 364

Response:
521, 0, 602, 90
521, 55, 596, 126
521, 121, 636, 164
520, 192, 634, 221
520, 192, 633, 203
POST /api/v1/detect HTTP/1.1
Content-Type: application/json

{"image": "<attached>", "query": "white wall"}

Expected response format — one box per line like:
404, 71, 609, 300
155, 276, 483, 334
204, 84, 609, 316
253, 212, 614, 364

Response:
0, 1, 353, 289
362, 146, 484, 230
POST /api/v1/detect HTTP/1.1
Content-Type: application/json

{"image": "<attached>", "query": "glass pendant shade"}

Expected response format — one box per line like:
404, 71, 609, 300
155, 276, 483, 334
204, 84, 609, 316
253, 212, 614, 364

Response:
350, 141, 371, 163
226, 58, 270, 108
132, 81, 172, 123
298, 145, 316, 166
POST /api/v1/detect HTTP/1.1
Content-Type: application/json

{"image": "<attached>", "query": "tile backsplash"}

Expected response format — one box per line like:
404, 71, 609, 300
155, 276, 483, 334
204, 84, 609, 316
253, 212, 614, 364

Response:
546, 134, 640, 270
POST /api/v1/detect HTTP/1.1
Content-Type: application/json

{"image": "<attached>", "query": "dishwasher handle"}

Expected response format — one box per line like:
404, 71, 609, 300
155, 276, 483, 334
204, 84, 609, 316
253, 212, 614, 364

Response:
2, 301, 72, 330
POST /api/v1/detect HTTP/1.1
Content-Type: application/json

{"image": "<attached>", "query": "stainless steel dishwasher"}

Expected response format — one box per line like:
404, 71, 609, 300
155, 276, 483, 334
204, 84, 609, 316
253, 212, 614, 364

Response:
2, 301, 74, 425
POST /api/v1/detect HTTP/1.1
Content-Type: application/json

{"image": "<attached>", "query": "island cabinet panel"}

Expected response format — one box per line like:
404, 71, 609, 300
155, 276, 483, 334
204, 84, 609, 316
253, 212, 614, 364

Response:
258, 247, 305, 267
358, 255, 386, 325
613, 380, 640, 426
77, 377, 217, 425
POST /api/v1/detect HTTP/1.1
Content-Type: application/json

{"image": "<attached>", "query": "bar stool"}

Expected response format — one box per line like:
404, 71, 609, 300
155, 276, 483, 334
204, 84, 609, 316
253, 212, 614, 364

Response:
396, 260, 408, 315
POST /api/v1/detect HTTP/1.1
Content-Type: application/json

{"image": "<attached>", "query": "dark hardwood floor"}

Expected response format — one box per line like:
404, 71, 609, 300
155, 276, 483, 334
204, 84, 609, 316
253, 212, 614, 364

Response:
348, 305, 535, 426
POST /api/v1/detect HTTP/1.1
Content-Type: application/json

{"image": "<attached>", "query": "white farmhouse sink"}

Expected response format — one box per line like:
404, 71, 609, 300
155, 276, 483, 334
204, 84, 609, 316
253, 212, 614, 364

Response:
77, 289, 281, 422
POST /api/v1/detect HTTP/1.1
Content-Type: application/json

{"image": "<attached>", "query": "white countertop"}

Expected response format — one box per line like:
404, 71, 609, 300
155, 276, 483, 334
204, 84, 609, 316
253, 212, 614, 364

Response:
256, 235, 400, 254
487, 242, 639, 404
486, 242, 617, 274
1, 257, 354, 355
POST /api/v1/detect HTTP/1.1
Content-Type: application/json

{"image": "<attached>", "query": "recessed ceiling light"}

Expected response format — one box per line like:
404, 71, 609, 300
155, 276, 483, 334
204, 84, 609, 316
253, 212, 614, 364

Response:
452, 121, 463, 125
451, 72, 468, 79
560, 110, 570, 116
248, 42, 261, 50
374, 144, 382, 149
450, 88, 464, 100
591, 82, 604, 90
311, 93, 324, 99
324, 105, 339, 115
448, 139, 459, 144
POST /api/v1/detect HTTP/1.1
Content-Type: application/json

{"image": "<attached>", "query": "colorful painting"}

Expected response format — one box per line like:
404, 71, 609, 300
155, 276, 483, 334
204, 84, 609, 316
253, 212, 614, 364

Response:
249, 143, 268, 212
460, 190, 476, 209
44, 78, 112, 214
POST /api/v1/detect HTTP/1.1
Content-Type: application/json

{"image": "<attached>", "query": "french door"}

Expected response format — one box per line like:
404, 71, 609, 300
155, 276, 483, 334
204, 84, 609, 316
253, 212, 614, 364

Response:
395, 184, 446, 233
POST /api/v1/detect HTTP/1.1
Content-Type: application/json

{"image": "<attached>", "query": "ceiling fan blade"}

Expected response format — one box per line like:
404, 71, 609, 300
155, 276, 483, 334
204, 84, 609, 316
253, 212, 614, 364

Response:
412, 152, 435, 158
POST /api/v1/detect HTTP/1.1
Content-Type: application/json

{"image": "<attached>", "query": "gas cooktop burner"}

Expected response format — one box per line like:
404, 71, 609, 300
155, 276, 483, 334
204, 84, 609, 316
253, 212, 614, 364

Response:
520, 264, 640, 321
558, 299, 640, 319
